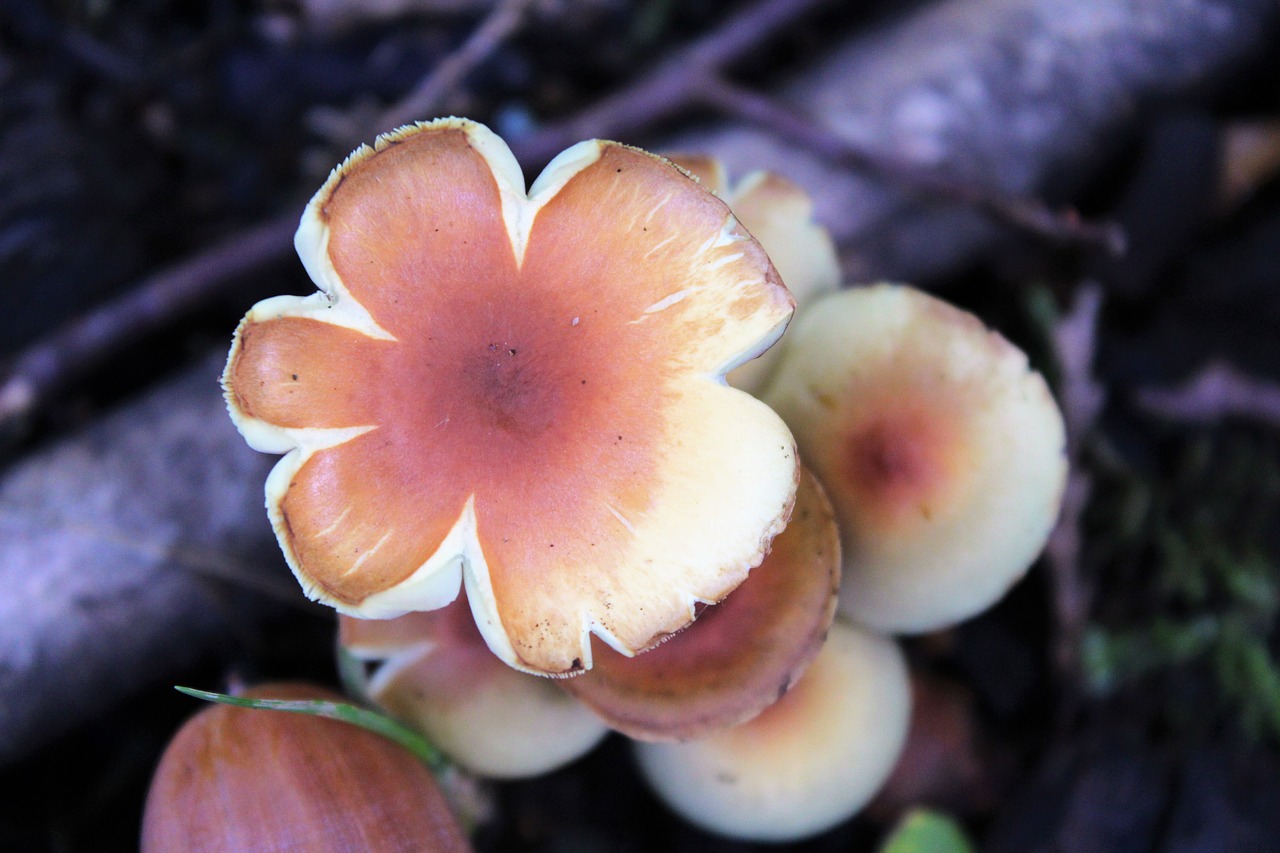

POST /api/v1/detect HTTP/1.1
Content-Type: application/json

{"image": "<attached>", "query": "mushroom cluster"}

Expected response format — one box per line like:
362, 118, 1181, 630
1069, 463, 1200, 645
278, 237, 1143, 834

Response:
219, 120, 1067, 844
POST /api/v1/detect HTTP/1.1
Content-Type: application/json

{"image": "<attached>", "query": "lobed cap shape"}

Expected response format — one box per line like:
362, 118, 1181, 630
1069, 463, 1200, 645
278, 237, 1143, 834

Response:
763, 284, 1067, 634
633, 620, 911, 842
224, 118, 798, 674
669, 155, 840, 395
562, 467, 840, 741
342, 601, 609, 779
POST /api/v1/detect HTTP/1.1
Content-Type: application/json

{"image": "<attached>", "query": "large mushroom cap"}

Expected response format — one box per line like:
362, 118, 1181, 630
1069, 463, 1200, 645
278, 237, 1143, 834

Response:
562, 467, 840, 741
341, 602, 609, 779
763, 284, 1067, 634
224, 118, 799, 674
633, 620, 911, 842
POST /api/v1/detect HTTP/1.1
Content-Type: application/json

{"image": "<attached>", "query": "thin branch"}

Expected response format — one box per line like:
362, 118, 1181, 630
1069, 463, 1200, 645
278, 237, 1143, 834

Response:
509, 0, 833, 165
1054, 285, 1108, 455
374, 0, 540, 134
696, 76, 1128, 254
0, 213, 297, 436
1044, 284, 1105, 683
1135, 361, 1280, 427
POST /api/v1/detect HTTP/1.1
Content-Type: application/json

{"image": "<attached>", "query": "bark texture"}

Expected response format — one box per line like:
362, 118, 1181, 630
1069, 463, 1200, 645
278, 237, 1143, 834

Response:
0, 356, 284, 763
677, 0, 1275, 279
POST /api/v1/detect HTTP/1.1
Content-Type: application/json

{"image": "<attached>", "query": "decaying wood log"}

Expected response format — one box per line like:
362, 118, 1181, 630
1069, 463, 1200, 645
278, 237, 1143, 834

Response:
675, 0, 1276, 280
0, 355, 292, 763
1, 0, 1275, 762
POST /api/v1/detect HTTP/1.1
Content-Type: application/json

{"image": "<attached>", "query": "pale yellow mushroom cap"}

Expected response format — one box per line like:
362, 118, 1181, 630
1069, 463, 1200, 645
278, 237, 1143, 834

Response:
632, 620, 910, 842
341, 606, 608, 780
763, 284, 1067, 634
668, 155, 840, 395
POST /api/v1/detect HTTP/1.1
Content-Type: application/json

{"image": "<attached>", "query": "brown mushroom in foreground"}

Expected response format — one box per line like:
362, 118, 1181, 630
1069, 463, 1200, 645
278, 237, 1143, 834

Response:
632, 620, 910, 842
223, 118, 799, 676
141, 683, 470, 853
340, 600, 609, 779
562, 467, 840, 741
668, 155, 840, 395
763, 284, 1067, 634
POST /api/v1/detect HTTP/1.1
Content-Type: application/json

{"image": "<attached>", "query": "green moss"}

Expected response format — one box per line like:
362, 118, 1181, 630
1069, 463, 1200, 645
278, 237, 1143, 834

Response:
1083, 428, 1280, 741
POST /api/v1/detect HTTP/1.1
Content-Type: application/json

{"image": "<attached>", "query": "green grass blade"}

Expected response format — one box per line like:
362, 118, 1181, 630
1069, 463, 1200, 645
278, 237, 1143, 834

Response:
174, 686, 446, 772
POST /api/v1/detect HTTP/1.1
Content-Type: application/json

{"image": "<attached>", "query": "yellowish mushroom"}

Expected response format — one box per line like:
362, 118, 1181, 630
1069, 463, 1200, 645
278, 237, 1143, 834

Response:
340, 602, 609, 779
763, 284, 1067, 634
633, 620, 910, 842
668, 155, 840, 394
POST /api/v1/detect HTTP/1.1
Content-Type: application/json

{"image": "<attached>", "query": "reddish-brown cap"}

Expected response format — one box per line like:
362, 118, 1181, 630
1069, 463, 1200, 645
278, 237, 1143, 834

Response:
141, 683, 469, 853
562, 467, 840, 740
224, 118, 799, 674
764, 284, 1067, 633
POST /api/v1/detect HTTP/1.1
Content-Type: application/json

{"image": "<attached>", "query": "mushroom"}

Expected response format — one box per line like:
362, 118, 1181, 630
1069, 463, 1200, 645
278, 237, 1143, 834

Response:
763, 284, 1067, 634
223, 118, 799, 675
562, 467, 840, 741
668, 155, 840, 395
632, 620, 911, 842
340, 598, 609, 779
141, 683, 469, 852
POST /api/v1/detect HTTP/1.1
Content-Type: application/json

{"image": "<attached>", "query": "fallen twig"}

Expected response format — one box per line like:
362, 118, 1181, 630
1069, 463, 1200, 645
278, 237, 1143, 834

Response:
508, 0, 832, 165
0, 213, 297, 439
4, 0, 1261, 442
1044, 284, 1105, 683
1135, 361, 1280, 427
374, 0, 540, 136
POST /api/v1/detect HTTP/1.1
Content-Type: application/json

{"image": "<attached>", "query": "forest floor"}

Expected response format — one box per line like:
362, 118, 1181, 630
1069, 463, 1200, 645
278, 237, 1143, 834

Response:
2, 1, 1279, 850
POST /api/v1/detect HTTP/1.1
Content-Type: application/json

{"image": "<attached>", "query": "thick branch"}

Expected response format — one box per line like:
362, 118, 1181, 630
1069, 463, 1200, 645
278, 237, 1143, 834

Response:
0, 354, 306, 764
670, 0, 1275, 279
694, 76, 1125, 253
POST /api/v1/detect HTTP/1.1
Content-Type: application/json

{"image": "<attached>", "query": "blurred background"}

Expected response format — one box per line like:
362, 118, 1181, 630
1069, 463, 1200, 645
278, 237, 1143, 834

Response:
2, 0, 1280, 849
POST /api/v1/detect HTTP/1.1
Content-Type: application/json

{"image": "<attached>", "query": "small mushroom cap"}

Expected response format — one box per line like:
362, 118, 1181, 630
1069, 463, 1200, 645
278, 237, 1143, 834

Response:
340, 610, 439, 659
343, 602, 609, 779
633, 620, 910, 842
668, 155, 840, 395
224, 118, 799, 675
141, 682, 469, 853
763, 284, 1067, 634
562, 467, 840, 741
